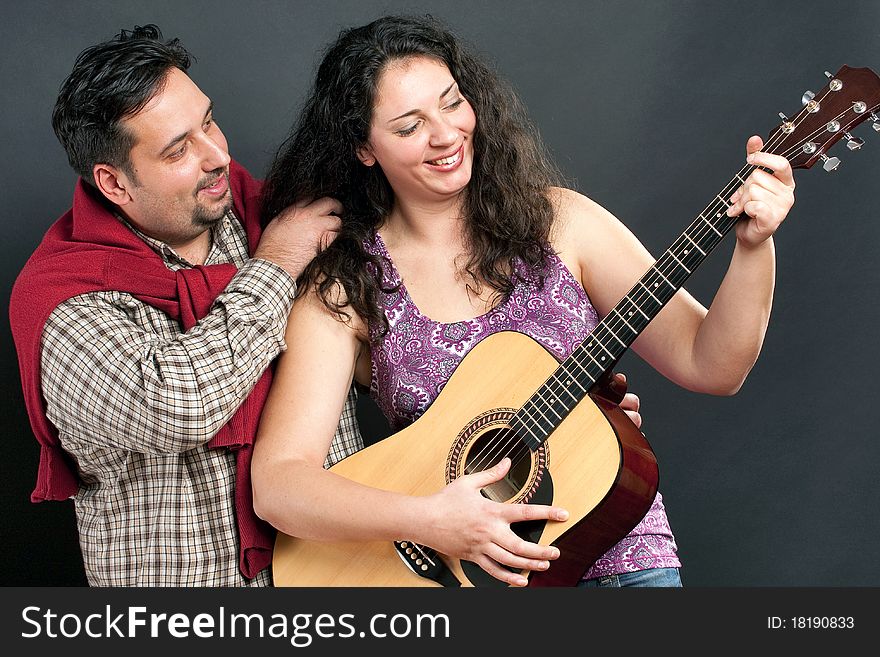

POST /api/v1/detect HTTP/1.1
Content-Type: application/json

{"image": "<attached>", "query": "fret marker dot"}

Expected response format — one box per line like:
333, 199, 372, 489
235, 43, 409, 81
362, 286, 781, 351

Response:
684, 249, 689, 254
601, 356, 606, 361
654, 282, 659, 287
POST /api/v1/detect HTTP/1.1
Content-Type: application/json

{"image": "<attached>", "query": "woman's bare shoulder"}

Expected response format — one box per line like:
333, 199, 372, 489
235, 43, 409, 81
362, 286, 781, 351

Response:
291, 278, 370, 343
548, 186, 621, 250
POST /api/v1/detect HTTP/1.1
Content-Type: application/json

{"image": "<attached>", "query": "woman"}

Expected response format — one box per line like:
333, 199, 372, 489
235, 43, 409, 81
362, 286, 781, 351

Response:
252, 15, 795, 587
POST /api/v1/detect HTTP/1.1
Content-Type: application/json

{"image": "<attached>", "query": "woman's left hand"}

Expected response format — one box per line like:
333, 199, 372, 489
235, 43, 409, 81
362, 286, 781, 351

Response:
612, 372, 642, 429
727, 135, 796, 248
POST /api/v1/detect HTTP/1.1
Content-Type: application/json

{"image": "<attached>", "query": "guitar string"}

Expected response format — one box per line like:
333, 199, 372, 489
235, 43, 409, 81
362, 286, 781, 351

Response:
465, 90, 839, 477
463, 84, 857, 479
548, 98, 874, 403
484, 99, 862, 476
399, 541, 439, 569
426, 96, 880, 584
475, 94, 866, 471
517, 95, 867, 452
477, 98, 871, 483
434, 92, 880, 584
394, 87, 878, 583
482, 90, 871, 475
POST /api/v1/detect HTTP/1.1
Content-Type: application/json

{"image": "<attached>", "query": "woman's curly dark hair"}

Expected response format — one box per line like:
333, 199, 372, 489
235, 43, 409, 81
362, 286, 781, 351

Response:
261, 14, 566, 336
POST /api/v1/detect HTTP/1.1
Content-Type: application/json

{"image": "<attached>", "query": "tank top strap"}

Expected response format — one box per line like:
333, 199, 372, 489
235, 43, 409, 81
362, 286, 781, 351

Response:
363, 230, 599, 431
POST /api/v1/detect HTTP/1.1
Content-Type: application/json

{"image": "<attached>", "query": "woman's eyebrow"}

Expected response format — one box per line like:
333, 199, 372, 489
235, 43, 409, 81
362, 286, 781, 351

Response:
387, 82, 457, 123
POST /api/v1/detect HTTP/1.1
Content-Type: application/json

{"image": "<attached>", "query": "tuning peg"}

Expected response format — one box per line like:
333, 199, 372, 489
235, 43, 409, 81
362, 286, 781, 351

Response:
844, 132, 865, 150
801, 90, 815, 106
823, 71, 844, 91
872, 112, 880, 132
819, 153, 841, 172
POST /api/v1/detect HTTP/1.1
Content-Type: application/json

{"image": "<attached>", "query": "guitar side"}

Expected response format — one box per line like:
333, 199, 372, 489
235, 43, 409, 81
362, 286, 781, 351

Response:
272, 330, 658, 587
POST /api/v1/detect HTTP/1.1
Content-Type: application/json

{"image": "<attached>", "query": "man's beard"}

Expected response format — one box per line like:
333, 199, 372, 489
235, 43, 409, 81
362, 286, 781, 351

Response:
192, 192, 233, 228
192, 167, 233, 228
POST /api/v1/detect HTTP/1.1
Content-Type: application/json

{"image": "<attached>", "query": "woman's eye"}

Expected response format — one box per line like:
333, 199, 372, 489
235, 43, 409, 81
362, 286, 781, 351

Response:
445, 98, 465, 110
396, 123, 419, 137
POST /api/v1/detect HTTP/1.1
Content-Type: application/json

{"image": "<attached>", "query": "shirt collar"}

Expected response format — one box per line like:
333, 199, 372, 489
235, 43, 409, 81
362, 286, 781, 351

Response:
115, 211, 238, 268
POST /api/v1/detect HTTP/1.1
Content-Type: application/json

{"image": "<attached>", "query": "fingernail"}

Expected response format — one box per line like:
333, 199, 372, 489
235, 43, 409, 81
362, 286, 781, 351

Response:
515, 577, 529, 587
550, 547, 560, 559
556, 510, 569, 521
747, 154, 755, 164
538, 561, 550, 570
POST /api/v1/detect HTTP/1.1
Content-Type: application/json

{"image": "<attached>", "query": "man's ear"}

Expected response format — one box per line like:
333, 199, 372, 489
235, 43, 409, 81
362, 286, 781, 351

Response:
92, 164, 133, 208
356, 145, 376, 167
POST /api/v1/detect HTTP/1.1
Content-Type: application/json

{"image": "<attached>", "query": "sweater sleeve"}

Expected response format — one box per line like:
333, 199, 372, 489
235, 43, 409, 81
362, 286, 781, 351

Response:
40, 258, 296, 454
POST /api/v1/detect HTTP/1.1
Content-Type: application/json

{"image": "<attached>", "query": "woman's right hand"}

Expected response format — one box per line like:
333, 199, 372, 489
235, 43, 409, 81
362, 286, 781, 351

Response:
419, 457, 568, 586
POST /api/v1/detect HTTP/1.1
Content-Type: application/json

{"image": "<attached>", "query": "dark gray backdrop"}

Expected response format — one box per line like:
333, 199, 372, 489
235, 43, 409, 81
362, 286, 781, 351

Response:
2, 0, 878, 587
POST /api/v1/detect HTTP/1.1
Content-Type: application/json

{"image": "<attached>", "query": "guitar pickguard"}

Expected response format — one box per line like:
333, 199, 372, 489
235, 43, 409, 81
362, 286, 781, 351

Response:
461, 468, 555, 587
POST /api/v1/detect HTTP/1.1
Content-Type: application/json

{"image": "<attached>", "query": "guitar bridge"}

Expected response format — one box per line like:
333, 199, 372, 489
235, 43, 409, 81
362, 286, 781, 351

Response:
393, 541, 461, 587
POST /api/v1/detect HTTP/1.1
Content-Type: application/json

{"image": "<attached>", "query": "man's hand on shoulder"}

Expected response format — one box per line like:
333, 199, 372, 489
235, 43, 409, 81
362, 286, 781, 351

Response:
254, 197, 343, 279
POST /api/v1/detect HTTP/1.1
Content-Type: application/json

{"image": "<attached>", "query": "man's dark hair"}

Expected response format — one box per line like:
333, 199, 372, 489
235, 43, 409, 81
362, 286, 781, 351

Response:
52, 24, 192, 186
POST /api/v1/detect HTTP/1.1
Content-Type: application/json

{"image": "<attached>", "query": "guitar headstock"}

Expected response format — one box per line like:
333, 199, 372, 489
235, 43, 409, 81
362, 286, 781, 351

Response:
765, 65, 880, 171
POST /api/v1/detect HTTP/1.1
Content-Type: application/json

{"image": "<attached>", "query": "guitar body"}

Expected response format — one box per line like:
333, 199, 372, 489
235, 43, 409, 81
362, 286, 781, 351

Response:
272, 330, 659, 587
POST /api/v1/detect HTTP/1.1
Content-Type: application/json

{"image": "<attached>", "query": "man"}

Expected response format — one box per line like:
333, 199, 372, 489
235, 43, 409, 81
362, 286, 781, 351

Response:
8, 24, 362, 586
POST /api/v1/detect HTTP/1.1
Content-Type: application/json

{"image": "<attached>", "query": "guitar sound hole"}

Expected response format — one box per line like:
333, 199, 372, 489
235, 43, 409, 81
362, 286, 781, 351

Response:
463, 428, 532, 502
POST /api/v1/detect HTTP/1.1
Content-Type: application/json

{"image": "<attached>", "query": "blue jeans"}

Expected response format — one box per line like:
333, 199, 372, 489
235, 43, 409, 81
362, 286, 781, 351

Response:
577, 567, 682, 588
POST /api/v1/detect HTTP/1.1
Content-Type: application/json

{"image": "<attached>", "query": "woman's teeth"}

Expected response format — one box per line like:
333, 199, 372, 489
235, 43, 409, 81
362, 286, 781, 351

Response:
429, 151, 460, 166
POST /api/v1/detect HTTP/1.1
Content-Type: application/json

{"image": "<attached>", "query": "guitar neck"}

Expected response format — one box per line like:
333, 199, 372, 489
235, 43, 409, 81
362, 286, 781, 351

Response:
512, 168, 757, 451
509, 64, 880, 451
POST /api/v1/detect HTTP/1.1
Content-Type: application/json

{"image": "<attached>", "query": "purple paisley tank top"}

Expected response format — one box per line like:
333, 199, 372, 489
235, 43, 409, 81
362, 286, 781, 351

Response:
364, 231, 680, 579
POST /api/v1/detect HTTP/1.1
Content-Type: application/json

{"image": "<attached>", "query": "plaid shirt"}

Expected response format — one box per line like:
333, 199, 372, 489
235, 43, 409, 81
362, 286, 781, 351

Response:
40, 211, 362, 586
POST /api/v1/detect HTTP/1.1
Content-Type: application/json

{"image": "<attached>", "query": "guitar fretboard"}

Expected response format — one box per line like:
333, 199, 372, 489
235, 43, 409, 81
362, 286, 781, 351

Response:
508, 168, 760, 451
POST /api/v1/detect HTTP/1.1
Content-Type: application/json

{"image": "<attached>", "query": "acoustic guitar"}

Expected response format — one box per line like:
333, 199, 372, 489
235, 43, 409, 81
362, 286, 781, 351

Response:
273, 65, 880, 587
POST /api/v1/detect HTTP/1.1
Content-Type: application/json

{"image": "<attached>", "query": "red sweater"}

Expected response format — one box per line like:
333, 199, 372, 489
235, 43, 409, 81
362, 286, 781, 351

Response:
9, 160, 276, 579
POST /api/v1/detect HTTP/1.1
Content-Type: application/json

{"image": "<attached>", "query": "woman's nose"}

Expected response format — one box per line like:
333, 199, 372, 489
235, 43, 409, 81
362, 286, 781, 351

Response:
429, 117, 458, 148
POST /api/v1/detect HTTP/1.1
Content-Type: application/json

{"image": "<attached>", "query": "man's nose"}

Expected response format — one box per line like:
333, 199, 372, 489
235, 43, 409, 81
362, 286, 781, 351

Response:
201, 134, 231, 171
